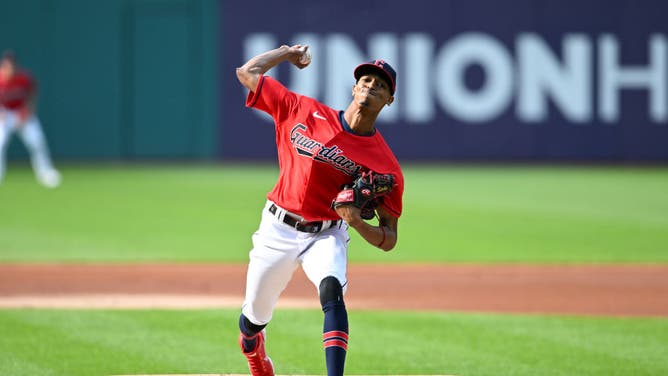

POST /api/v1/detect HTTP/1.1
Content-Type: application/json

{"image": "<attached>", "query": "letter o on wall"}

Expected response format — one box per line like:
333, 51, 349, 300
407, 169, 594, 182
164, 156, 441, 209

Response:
435, 33, 514, 123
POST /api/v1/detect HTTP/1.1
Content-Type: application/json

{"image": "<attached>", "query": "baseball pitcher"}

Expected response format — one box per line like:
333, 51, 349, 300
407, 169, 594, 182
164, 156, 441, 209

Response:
235, 44, 404, 376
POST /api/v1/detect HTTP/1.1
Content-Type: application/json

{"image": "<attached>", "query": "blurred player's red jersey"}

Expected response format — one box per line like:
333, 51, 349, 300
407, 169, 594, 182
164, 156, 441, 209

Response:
247, 75, 403, 221
0, 71, 35, 110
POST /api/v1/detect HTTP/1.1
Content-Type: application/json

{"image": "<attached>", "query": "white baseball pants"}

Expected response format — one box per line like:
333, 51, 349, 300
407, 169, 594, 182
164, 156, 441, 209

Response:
0, 109, 60, 186
242, 200, 350, 325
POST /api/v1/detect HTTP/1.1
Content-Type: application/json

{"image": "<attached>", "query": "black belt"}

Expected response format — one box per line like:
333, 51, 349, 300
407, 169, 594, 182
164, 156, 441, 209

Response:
269, 203, 339, 233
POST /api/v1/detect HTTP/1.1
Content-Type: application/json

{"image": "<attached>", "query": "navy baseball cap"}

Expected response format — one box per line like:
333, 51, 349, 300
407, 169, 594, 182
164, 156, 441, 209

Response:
354, 59, 396, 95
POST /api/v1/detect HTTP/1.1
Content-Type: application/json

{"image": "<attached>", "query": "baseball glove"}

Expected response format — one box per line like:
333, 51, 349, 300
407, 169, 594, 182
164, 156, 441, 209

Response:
332, 171, 396, 220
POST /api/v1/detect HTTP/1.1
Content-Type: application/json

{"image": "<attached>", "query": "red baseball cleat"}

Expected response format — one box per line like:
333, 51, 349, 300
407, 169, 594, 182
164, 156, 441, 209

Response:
239, 330, 274, 376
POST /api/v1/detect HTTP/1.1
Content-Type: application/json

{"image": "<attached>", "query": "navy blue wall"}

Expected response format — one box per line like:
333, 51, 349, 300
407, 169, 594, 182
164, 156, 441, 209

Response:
221, 0, 668, 162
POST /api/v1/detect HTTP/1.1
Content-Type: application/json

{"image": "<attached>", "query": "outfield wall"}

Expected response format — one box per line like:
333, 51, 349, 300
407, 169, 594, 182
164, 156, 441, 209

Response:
2, 0, 666, 162
220, 0, 668, 162
0, 0, 218, 160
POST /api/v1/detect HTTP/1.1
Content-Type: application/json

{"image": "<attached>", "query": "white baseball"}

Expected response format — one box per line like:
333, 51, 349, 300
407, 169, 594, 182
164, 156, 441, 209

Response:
299, 51, 311, 64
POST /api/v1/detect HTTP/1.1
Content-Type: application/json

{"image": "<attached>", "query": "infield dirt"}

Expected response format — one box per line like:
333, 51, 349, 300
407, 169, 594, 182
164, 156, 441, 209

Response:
1, 263, 667, 316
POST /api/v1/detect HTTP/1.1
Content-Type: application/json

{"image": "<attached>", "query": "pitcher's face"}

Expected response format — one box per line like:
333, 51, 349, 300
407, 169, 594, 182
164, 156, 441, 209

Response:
352, 74, 394, 110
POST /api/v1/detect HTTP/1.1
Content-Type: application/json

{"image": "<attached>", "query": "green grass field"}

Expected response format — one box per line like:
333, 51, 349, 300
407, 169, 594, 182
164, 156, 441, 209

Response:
1, 164, 667, 263
1, 309, 667, 376
1, 163, 668, 376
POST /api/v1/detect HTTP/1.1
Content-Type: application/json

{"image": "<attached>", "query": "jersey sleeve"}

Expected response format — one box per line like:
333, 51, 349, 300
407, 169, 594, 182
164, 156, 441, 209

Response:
246, 75, 299, 123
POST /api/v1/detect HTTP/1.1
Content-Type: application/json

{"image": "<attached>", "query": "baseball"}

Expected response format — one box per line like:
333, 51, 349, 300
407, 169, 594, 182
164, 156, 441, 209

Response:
299, 50, 312, 65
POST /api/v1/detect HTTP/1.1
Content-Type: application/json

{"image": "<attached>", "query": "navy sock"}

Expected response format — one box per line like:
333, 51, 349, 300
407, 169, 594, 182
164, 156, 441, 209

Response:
322, 300, 349, 376
239, 314, 265, 352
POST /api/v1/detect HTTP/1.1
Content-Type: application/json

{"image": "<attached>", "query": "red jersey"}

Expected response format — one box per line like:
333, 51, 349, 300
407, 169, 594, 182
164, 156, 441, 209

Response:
247, 75, 404, 221
0, 70, 35, 110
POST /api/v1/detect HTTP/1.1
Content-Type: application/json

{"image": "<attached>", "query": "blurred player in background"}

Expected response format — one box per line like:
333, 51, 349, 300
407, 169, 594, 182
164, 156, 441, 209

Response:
0, 50, 61, 188
235, 44, 403, 376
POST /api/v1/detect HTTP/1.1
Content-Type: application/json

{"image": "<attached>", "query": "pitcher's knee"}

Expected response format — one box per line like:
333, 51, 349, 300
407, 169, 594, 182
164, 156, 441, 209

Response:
319, 276, 343, 307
